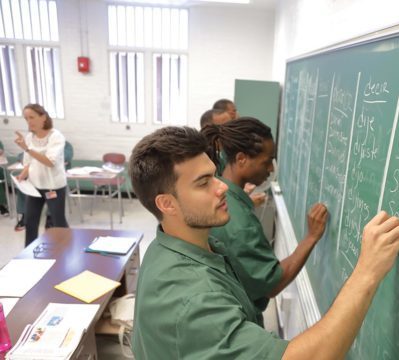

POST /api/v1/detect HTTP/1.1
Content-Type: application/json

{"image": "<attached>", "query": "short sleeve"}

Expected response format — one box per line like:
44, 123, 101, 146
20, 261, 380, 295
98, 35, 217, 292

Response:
46, 131, 65, 165
228, 224, 283, 301
176, 291, 288, 360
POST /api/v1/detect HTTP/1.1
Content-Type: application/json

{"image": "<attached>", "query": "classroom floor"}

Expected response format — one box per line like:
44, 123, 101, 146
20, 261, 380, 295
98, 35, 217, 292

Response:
0, 196, 279, 359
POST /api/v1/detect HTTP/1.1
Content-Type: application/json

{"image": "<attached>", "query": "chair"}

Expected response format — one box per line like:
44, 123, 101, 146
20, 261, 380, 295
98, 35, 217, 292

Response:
64, 141, 74, 215
90, 153, 131, 223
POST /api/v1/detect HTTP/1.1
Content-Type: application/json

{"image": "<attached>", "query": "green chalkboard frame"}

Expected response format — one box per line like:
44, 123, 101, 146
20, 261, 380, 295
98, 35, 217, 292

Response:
278, 31, 399, 359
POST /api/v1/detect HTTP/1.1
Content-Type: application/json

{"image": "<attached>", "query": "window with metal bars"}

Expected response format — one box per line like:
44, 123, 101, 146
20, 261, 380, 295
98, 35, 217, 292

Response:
0, 0, 63, 118
108, 5, 188, 124
0, 45, 20, 116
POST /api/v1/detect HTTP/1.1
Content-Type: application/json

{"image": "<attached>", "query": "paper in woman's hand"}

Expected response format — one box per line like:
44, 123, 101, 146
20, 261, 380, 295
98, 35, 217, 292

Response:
11, 174, 41, 197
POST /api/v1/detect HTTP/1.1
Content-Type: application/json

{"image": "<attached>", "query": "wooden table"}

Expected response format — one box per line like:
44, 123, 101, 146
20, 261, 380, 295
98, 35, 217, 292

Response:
5, 227, 142, 359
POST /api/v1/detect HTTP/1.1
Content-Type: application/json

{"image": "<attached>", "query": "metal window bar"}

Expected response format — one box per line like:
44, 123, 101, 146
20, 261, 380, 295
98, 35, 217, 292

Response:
108, 5, 188, 50
0, 45, 20, 115
154, 53, 187, 124
108, 5, 187, 124
0, 0, 58, 41
110, 51, 144, 123
27, 46, 62, 118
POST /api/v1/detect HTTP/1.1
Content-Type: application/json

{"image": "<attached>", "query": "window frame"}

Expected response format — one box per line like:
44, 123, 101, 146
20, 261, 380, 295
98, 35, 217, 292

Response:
107, 4, 189, 125
0, 0, 64, 119
0, 42, 21, 116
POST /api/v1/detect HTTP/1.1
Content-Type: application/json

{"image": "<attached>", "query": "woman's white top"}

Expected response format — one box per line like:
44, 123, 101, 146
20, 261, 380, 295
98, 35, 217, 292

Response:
23, 129, 67, 190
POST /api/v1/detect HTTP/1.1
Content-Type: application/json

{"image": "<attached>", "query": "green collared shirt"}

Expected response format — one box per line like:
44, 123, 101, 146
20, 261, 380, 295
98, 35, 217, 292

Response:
217, 150, 227, 176
132, 226, 288, 359
210, 177, 283, 313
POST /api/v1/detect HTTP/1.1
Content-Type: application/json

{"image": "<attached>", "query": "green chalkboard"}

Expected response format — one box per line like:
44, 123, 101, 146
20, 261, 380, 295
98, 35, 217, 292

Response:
278, 34, 399, 359
234, 79, 280, 138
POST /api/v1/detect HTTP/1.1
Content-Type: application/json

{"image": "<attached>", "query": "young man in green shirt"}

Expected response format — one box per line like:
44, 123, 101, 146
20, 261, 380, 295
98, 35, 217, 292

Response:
129, 125, 399, 359
202, 118, 327, 321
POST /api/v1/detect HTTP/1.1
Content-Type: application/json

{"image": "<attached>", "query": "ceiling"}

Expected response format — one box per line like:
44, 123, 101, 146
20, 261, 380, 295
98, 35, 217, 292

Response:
108, 0, 276, 10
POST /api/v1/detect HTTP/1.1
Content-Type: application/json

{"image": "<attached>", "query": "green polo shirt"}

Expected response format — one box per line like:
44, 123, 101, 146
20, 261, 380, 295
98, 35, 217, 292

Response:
210, 177, 283, 314
132, 226, 288, 359
217, 150, 227, 176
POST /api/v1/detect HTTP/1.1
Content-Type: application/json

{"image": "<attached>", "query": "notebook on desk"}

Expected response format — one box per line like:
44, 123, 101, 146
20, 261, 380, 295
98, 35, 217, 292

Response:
54, 270, 120, 303
85, 235, 142, 255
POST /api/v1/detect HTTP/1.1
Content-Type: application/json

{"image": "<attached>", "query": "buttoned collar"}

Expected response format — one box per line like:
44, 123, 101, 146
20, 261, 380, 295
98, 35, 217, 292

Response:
156, 226, 228, 274
218, 176, 254, 210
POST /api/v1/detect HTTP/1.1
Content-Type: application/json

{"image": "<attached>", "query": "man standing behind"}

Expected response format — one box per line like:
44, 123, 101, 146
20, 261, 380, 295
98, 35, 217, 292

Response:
202, 117, 328, 324
130, 125, 399, 359
200, 109, 231, 128
213, 98, 238, 119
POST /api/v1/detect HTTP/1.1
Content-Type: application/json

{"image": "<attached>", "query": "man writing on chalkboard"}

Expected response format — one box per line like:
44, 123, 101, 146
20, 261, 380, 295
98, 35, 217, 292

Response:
129, 125, 399, 359
200, 106, 267, 208
202, 117, 328, 325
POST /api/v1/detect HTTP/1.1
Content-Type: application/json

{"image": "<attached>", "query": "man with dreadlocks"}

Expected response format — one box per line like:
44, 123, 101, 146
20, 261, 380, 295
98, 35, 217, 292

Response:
202, 117, 328, 326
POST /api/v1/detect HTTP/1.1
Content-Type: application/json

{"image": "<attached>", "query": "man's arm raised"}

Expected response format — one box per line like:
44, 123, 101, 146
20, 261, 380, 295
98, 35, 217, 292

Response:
282, 211, 399, 360
268, 203, 328, 297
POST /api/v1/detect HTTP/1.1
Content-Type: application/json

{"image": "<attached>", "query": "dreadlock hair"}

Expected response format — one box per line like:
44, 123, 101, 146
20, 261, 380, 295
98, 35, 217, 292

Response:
129, 126, 207, 221
200, 117, 273, 168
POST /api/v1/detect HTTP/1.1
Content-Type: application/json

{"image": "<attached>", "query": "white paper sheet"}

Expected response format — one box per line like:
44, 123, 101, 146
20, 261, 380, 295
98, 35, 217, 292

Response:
0, 297, 19, 317
0, 259, 56, 297
11, 175, 41, 197
87, 236, 139, 255
6, 303, 100, 360
67, 166, 104, 175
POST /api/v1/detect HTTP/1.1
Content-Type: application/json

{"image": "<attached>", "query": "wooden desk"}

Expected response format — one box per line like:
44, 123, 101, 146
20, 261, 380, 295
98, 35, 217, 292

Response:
6, 227, 142, 359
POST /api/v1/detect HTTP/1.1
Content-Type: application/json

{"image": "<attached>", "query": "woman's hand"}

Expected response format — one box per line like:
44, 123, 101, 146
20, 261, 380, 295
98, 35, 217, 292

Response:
14, 131, 28, 151
16, 166, 29, 182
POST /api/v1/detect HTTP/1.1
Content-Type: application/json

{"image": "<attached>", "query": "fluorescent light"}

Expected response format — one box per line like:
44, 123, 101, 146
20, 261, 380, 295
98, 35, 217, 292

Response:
197, 0, 250, 3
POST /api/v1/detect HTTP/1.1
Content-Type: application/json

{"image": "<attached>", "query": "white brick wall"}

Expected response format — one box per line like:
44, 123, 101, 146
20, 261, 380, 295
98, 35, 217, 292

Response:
273, 0, 399, 81
0, 0, 275, 160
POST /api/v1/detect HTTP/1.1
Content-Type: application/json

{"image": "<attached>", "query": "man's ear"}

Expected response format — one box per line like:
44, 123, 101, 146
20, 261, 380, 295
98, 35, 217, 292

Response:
155, 194, 178, 216
235, 152, 247, 167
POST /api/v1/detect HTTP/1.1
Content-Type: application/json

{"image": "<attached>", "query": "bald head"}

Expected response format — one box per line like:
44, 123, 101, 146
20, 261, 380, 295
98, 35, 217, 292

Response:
212, 99, 238, 120
200, 109, 231, 128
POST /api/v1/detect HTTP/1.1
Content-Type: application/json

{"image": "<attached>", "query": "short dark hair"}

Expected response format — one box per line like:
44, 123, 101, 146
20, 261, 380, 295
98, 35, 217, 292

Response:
200, 109, 227, 128
201, 117, 273, 167
129, 126, 207, 220
212, 99, 234, 111
23, 103, 53, 130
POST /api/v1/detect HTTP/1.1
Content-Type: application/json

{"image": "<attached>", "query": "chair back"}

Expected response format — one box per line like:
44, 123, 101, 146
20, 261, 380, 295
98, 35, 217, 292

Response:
65, 141, 74, 170
103, 153, 126, 165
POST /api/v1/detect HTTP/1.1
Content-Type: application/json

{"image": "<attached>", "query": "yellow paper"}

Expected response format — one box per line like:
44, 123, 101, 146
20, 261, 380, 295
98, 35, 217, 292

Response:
54, 270, 120, 303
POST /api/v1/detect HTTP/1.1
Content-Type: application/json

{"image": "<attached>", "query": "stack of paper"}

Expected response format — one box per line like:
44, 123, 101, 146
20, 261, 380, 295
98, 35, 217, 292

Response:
6, 303, 99, 360
11, 175, 41, 197
54, 270, 120, 303
102, 162, 124, 173
85, 236, 140, 255
66, 167, 104, 175
0, 259, 55, 297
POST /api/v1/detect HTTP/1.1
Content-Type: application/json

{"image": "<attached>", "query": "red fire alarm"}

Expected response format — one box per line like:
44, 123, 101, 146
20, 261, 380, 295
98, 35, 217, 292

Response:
77, 56, 90, 73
